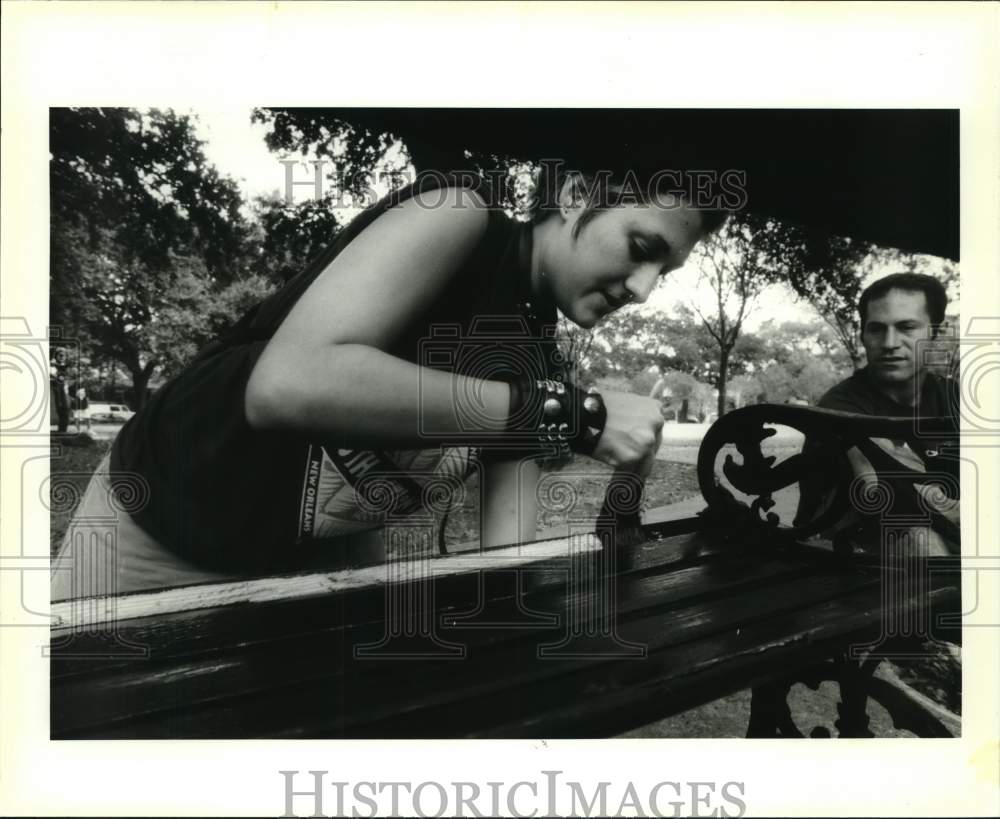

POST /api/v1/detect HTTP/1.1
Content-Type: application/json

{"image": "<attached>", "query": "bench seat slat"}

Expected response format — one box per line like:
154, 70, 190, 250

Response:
49, 531, 744, 680
52, 561, 879, 738
457, 586, 959, 738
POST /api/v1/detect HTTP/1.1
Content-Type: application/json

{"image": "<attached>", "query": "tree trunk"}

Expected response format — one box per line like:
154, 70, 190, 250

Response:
717, 347, 730, 417
52, 378, 70, 433
128, 361, 157, 411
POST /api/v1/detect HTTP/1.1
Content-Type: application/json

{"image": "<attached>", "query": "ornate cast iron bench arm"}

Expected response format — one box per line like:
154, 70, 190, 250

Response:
689, 404, 961, 738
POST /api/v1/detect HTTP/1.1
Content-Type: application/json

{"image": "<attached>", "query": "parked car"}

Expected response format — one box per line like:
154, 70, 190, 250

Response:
83, 403, 135, 423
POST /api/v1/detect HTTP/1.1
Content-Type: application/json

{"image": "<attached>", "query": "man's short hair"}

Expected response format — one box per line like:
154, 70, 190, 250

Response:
858, 272, 948, 330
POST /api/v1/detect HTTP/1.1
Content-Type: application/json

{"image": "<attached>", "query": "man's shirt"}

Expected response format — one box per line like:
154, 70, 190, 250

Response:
816, 366, 958, 466
794, 367, 959, 552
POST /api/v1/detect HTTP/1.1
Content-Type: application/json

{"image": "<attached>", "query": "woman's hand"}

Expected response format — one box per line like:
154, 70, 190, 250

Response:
591, 390, 664, 474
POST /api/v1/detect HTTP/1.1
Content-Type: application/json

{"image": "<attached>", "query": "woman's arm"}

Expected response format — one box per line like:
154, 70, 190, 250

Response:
480, 456, 540, 548
245, 184, 664, 471
245, 186, 511, 448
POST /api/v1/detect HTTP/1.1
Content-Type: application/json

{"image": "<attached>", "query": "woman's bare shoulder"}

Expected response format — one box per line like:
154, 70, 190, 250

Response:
399, 183, 493, 235
260, 184, 494, 350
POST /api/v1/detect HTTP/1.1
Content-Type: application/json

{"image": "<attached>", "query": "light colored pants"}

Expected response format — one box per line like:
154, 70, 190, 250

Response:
51, 454, 385, 599
51, 455, 239, 599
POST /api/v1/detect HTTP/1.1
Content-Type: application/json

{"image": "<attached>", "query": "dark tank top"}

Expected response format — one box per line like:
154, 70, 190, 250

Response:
111, 176, 558, 572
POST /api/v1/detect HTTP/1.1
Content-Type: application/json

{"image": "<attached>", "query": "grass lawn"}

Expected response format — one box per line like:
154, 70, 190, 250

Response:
49, 436, 112, 555
441, 456, 700, 548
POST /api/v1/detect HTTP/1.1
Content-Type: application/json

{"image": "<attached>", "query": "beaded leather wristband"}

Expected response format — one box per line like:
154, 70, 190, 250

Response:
505, 376, 608, 457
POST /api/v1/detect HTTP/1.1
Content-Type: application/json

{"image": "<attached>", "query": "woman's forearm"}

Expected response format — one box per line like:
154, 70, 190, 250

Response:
480, 456, 540, 548
246, 341, 512, 449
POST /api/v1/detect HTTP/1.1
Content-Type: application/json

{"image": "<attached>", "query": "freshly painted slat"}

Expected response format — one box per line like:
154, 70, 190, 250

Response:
51, 534, 605, 629
51, 531, 735, 678
52, 565, 877, 738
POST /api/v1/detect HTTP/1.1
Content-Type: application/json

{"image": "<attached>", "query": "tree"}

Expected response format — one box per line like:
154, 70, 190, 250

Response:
755, 354, 843, 405
761, 225, 960, 370
897, 252, 960, 303
50, 108, 256, 408
756, 318, 854, 373
749, 221, 896, 370
55, 225, 190, 405
50, 108, 249, 280
55, 223, 277, 407
728, 373, 763, 407
686, 213, 784, 415
627, 368, 661, 397
718, 319, 854, 405
792, 244, 883, 370
250, 108, 529, 213
250, 193, 344, 283
651, 370, 714, 422
563, 309, 672, 383
251, 108, 469, 200
564, 300, 774, 409
149, 266, 278, 382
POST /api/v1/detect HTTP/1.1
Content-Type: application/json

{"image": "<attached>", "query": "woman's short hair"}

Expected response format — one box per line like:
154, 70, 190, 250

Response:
529, 163, 733, 237
858, 272, 949, 330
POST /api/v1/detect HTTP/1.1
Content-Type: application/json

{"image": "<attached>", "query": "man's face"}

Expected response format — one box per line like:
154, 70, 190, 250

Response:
861, 288, 933, 387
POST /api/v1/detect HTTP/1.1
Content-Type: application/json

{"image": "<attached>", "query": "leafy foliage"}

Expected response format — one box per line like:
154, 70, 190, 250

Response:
685, 213, 789, 413
50, 108, 259, 408
562, 292, 856, 413
54, 107, 956, 422
251, 108, 436, 197
53, 220, 277, 403
251, 108, 533, 219
250, 193, 343, 283
752, 221, 960, 368
650, 370, 715, 421
50, 107, 249, 280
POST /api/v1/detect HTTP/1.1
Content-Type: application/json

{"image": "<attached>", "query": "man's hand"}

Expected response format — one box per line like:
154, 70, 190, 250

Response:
913, 481, 960, 526
913, 481, 960, 556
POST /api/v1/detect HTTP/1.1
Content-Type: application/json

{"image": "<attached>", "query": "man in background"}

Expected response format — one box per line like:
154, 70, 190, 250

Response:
796, 272, 959, 556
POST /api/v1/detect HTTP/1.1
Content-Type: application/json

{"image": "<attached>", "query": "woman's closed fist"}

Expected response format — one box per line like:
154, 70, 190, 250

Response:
591, 391, 664, 470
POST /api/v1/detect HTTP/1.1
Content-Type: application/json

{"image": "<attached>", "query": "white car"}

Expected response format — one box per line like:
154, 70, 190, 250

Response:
83, 403, 135, 423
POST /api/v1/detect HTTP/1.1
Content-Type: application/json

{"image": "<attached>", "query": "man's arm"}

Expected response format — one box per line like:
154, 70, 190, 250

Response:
793, 388, 867, 530
841, 439, 955, 556
800, 417, 957, 556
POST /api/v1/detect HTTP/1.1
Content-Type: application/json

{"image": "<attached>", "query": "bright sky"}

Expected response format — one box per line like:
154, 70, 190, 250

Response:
188, 108, 958, 331
191, 107, 402, 215
644, 265, 816, 331
190, 108, 285, 201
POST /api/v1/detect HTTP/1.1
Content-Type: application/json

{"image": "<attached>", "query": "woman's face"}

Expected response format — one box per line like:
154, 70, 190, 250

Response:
537, 195, 705, 329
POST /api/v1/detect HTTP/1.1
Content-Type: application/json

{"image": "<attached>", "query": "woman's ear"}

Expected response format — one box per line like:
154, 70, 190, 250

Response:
557, 173, 586, 220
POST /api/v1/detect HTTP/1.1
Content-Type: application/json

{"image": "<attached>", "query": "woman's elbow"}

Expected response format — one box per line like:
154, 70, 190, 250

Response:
245, 361, 282, 430
244, 346, 309, 430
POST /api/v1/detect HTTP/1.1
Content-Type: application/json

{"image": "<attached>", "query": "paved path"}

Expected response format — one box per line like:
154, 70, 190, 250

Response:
52, 423, 123, 441
656, 421, 804, 465
654, 421, 804, 524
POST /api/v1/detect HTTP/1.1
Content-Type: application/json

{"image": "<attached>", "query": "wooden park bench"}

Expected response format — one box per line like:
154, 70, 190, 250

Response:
50, 405, 961, 739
